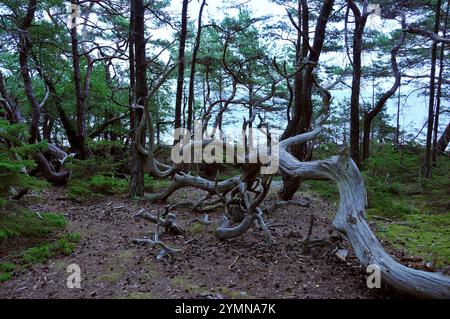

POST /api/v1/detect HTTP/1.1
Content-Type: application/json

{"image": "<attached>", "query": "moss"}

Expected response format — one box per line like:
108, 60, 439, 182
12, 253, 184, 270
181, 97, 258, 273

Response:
303, 180, 338, 201
0, 210, 66, 241
21, 232, 81, 265
0, 262, 16, 282
96, 249, 134, 283
171, 276, 208, 295
189, 222, 205, 235
376, 213, 450, 267
68, 175, 128, 199
0, 208, 79, 282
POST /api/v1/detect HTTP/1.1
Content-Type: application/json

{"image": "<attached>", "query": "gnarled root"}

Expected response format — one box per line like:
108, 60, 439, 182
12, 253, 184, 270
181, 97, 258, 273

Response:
134, 208, 183, 235
132, 209, 182, 258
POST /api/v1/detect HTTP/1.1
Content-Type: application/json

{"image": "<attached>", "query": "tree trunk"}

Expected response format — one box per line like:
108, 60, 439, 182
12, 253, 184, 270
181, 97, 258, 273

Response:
18, 0, 41, 144
174, 0, 188, 135
432, 0, 449, 163
279, 0, 334, 200
362, 15, 405, 162
70, 0, 92, 160
186, 0, 206, 132
422, 0, 441, 178
395, 81, 401, 146
279, 148, 450, 298
436, 121, 450, 153
130, 0, 148, 197
347, 0, 369, 168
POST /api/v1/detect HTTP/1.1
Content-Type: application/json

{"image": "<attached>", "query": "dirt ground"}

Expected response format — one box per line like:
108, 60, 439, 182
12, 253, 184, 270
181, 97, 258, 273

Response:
0, 186, 403, 299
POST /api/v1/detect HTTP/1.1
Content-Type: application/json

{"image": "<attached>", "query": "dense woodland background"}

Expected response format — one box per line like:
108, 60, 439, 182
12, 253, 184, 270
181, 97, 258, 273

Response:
0, 0, 449, 299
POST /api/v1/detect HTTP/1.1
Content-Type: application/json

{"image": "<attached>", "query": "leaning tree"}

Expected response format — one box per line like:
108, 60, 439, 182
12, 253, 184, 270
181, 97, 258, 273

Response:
130, 57, 450, 298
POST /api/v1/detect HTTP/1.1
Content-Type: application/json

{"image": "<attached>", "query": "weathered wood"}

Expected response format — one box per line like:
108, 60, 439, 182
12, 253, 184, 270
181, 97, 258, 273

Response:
279, 146, 450, 298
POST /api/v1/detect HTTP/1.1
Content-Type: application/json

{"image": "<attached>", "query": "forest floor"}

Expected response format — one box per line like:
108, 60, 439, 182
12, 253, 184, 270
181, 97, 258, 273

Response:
0, 184, 412, 299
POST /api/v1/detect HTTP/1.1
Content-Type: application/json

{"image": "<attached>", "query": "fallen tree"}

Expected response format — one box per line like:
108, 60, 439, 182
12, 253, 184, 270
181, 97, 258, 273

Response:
131, 64, 450, 298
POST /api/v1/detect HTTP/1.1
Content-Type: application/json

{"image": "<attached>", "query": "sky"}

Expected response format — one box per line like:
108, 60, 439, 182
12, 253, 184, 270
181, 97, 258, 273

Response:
151, 0, 446, 142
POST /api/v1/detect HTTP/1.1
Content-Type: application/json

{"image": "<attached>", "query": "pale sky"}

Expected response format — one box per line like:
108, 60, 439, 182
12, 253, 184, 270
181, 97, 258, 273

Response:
154, 0, 446, 142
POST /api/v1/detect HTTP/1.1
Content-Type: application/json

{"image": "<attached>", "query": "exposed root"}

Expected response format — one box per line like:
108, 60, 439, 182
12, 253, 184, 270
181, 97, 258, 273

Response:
132, 209, 182, 258
134, 208, 183, 235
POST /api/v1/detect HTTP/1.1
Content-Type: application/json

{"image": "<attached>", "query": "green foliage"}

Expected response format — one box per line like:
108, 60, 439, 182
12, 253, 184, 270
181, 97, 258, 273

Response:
89, 175, 128, 195
309, 143, 450, 266
0, 210, 66, 241
0, 207, 79, 282
0, 262, 16, 282
144, 175, 171, 192
0, 120, 48, 200
66, 157, 118, 180
21, 232, 80, 265
377, 213, 450, 267
68, 174, 128, 199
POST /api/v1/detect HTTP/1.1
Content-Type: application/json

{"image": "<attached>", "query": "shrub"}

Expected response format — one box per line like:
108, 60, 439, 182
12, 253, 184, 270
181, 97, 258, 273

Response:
68, 174, 128, 198
0, 262, 16, 282
0, 120, 48, 203
0, 210, 66, 241
21, 232, 81, 265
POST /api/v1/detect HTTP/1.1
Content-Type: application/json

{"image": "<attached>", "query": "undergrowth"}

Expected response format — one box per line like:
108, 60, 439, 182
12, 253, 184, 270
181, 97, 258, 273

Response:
304, 143, 450, 267
0, 209, 80, 282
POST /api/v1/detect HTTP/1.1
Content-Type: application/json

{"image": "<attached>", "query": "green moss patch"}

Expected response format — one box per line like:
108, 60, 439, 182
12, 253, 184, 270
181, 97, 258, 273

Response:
0, 209, 80, 282
0, 210, 66, 241
96, 249, 134, 283
376, 213, 450, 267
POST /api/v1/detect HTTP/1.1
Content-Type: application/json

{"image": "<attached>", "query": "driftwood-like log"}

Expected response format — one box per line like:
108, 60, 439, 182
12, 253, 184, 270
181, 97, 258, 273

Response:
134, 69, 450, 298
279, 147, 450, 298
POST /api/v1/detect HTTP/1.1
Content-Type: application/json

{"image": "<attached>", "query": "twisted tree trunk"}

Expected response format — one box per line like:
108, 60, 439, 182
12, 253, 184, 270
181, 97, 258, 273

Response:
279, 0, 334, 200
279, 148, 450, 298
436, 121, 450, 153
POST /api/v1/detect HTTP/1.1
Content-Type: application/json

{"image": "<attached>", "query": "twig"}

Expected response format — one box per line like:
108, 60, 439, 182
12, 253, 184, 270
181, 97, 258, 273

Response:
228, 255, 240, 270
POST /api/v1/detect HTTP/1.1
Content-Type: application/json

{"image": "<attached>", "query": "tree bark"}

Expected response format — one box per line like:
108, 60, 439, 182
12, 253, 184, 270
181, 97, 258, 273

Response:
279, 0, 334, 200
174, 0, 189, 136
347, 0, 369, 168
130, 0, 148, 197
436, 121, 450, 153
421, 0, 441, 178
432, 0, 449, 163
18, 0, 41, 144
70, 0, 93, 159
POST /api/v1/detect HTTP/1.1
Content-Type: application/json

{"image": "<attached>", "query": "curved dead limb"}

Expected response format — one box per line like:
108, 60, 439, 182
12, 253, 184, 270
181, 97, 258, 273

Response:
215, 214, 255, 240
133, 61, 179, 178
34, 152, 70, 183
278, 76, 450, 298
255, 208, 274, 246
214, 177, 274, 246
0, 127, 70, 183
132, 209, 182, 256
134, 208, 183, 235
279, 148, 450, 298
47, 144, 76, 167
146, 173, 241, 203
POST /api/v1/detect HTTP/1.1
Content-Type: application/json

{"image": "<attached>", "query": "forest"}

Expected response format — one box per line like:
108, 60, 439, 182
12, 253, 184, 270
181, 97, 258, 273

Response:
0, 0, 449, 300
